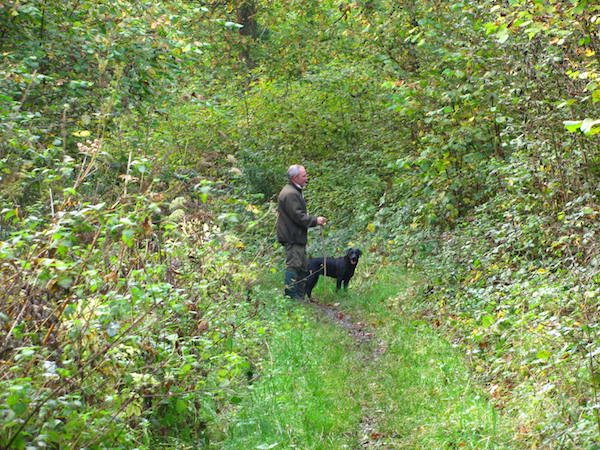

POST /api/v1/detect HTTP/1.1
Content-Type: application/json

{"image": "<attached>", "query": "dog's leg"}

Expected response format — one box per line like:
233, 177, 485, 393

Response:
305, 271, 319, 299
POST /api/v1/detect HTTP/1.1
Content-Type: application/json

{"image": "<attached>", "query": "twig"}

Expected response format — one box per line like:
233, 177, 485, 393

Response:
321, 226, 327, 278
49, 188, 55, 217
0, 296, 31, 355
124, 150, 132, 196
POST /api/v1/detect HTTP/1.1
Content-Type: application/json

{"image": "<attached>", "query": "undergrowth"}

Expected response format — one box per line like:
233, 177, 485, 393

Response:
0, 175, 269, 447
376, 204, 600, 448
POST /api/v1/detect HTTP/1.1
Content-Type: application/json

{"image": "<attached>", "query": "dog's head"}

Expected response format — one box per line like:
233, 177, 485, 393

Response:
345, 248, 362, 265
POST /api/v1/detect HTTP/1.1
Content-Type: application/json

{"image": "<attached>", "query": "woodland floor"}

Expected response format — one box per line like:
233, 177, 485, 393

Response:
223, 269, 511, 449
309, 299, 392, 448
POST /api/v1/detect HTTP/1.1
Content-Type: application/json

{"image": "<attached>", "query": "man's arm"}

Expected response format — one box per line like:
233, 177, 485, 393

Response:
288, 200, 317, 228
281, 190, 326, 228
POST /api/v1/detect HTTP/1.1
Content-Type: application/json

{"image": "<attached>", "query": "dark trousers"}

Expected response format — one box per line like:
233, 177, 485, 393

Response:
283, 243, 308, 299
284, 243, 307, 272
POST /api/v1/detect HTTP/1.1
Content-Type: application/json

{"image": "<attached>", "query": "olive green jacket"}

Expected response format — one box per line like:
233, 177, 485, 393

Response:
276, 183, 318, 245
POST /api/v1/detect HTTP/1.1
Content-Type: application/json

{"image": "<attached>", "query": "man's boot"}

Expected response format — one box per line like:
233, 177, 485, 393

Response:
296, 269, 308, 301
284, 269, 297, 298
284, 269, 305, 301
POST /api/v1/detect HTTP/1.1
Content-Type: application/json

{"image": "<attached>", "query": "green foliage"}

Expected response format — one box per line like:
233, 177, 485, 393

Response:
0, 178, 268, 447
1, 0, 599, 447
0, 0, 220, 216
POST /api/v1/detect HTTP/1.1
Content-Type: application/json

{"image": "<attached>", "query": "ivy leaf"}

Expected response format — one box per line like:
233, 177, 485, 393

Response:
563, 120, 582, 132
14, 348, 37, 362
7, 392, 28, 415
483, 22, 499, 35
107, 322, 120, 337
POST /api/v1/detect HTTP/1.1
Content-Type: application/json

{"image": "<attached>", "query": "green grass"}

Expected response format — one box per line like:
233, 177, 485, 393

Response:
334, 266, 511, 448
221, 288, 362, 449
361, 321, 502, 448
220, 266, 513, 449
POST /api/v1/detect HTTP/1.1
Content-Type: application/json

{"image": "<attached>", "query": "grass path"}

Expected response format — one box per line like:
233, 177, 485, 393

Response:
221, 267, 512, 449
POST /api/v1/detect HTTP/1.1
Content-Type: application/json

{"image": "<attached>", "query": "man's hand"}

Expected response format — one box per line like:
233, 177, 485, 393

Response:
317, 216, 327, 226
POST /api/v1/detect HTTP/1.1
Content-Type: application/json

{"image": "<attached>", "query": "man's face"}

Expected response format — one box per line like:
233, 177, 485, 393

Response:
292, 166, 308, 187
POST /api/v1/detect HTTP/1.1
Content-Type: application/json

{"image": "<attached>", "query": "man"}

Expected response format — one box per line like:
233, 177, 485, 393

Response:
276, 165, 326, 300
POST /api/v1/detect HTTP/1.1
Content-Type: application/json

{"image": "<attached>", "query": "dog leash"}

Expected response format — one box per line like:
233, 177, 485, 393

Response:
320, 225, 327, 278
285, 225, 328, 289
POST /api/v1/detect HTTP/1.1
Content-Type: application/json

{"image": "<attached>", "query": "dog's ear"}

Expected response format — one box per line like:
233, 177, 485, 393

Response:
357, 248, 362, 256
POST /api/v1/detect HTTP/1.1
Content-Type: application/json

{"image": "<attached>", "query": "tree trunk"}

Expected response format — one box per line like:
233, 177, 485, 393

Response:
237, 0, 258, 68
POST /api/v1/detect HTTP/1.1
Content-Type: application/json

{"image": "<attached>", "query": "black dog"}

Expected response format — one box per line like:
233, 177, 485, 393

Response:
305, 248, 362, 298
